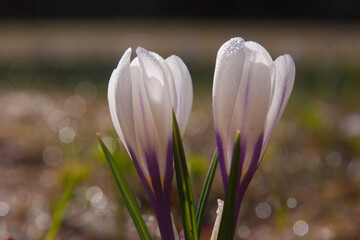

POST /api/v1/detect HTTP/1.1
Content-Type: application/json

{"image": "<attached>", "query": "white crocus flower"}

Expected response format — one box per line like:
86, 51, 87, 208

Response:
213, 37, 295, 225
108, 47, 193, 240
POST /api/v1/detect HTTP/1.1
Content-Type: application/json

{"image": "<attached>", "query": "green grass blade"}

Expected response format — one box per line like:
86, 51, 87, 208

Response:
217, 132, 241, 240
196, 149, 218, 237
97, 134, 152, 240
44, 172, 83, 240
172, 111, 198, 240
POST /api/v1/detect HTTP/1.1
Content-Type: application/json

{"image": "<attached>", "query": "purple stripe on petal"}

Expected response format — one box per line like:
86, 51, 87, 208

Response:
241, 64, 253, 129
163, 139, 174, 203
128, 147, 156, 205
264, 73, 289, 146
216, 131, 228, 192
145, 149, 175, 240
277, 74, 288, 117
236, 140, 247, 195
233, 133, 264, 228
248, 133, 264, 173
145, 151, 162, 194
244, 69, 251, 116
129, 147, 175, 239
138, 89, 152, 148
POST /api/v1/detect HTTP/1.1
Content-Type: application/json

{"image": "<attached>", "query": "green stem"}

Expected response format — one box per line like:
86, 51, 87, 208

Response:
196, 149, 218, 238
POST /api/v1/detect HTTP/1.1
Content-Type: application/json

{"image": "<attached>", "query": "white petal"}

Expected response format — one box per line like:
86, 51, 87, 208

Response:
135, 47, 173, 178
213, 38, 274, 174
244, 41, 273, 64
241, 51, 273, 170
146, 52, 179, 115
244, 41, 276, 99
165, 55, 193, 135
213, 37, 246, 170
108, 48, 136, 154
262, 54, 295, 157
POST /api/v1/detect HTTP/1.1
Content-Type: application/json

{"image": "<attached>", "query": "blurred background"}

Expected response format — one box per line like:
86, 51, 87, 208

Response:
1, 1, 360, 239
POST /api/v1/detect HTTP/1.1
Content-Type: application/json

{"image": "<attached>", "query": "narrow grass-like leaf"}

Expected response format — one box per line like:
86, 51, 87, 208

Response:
196, 149, 218, 237
217, 131, 241, 240
97, 134, 152, 240
44, 171, 83, 240
172, 111, 198, 240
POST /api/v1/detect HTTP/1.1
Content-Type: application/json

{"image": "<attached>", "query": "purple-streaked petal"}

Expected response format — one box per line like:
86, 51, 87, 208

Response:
165, 55, 193, 135
213, 38, 273, 175
240, 50, 272, 172
262, 54, 295, 158
135, 47, 173, 180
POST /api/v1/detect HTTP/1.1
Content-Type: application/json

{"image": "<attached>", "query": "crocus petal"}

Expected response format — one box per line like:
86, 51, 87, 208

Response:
212, 37, 295, 230
240, 49, 272, 172
213, 37, 246, 178
108, 48, 138, 155
262, 54, 295, 157
165, 55, 193, 135
213, 37, 273, 176
136, 47, 173, 179
142, 51, 193, 135
108, 47, 192, 240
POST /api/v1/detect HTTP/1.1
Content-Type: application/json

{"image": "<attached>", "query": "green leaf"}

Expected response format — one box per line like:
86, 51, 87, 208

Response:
217, 131, 241, 240
196, 149, 218, 238
172, 111, 198, 240
44, 170, 85, 240
97, 134, 152, 240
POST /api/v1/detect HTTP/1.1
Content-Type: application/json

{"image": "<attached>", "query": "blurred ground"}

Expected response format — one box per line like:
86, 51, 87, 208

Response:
0, 20, 360, 240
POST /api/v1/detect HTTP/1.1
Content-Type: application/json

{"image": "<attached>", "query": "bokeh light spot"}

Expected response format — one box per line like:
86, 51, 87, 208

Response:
237, 225, 250, 239
0, 202, 10, 216
286, 197, 297, 208
326, 151, 342, 168
293, 220, 309, 236
59, 126, 76, 143
255, 202, 272, 219
64, 95, 86, 118
42, 146, 63, 166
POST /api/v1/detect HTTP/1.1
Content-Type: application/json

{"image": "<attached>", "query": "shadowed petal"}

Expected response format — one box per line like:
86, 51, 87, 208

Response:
240, 54, 272, 171
262, 54, 295, 158
165, 55, 193, 135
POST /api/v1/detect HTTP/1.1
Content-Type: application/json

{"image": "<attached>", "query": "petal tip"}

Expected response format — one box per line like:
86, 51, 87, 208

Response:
136, 46, 148, 55
116, 47, 132, 68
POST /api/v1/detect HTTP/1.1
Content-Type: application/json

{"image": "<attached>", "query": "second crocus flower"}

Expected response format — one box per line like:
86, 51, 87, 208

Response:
213, 37, 295, 226
108, 47, 193, 240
